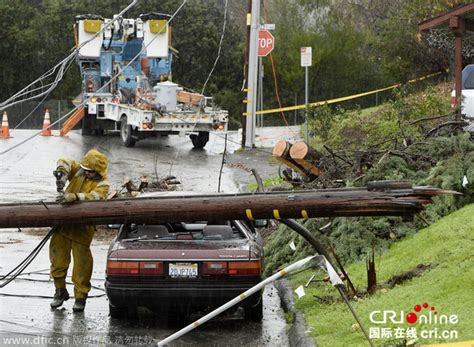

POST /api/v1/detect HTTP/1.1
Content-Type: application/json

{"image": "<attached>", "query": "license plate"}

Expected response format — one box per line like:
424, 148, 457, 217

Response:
169, 263, 198, 278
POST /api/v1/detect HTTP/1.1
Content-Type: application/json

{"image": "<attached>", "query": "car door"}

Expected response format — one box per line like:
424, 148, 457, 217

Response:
462, 65, 474, 119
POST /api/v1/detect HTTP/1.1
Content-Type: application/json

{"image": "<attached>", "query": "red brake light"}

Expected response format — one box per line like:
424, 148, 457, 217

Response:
107, 260, 164, 276
203, 262, 228, 275
228, 261, 261, 275
107, 261, 139, 275
176, 234, 192, 239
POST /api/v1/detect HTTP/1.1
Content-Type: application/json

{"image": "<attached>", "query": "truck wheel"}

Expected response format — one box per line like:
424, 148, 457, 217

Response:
190, 132, 209, 149
120, 116, 136, 147
81, 113, 94, 135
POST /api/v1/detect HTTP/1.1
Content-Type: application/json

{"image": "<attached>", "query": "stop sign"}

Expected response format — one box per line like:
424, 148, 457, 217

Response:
258, 30, 275, 57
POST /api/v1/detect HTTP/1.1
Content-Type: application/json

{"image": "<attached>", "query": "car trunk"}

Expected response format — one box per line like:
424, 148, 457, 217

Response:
109, 240, 252, 260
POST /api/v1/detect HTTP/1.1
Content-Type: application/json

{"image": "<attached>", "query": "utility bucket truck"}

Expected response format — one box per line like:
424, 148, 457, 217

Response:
71, 13, 228, 148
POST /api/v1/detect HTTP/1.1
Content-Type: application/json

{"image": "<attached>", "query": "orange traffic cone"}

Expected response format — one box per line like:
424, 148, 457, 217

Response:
1, 111, 12, 139
41, 109, 52, 136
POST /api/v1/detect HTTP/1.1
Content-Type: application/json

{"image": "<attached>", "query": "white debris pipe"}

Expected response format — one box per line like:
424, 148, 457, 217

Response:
157, 255, 317, 346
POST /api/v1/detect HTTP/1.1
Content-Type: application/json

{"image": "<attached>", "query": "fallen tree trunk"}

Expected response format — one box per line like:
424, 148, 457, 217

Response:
0, 184, 457, 229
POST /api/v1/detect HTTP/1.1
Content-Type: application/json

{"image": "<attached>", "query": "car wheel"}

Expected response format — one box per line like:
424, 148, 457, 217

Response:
81, 112, 95, 136
244, 298, 263, 323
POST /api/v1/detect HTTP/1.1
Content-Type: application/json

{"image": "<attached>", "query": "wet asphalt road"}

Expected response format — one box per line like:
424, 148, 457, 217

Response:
0, 128, 301, 346
0, 229, 288, 346
0, 127, 300, 202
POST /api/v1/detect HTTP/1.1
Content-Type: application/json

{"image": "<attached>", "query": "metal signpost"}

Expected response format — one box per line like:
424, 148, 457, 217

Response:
301, 47, 312, 142
245, 0, 260, 148
244, 4, 275, 148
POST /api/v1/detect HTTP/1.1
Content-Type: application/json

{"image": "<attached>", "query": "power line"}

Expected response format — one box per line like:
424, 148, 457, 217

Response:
200, 0, 229, 96
0, 0, 188, 157
262, 0, 298, 140
0, 0, 139, 112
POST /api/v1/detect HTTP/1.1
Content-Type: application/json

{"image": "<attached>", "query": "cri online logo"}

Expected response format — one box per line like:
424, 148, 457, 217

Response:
370, 302, 459, 325
406, 303, 438, 324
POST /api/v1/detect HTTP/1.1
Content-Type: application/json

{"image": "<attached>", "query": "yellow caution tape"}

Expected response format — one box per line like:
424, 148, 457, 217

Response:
273, 209, 281, 219
255, 72, 441, 116
243, 88, 253, 92
240, 294, 247, 299
246, 209, 254, 220
301, 210, 309, 219
243, 99, 252, 104
193, 321, 200, 327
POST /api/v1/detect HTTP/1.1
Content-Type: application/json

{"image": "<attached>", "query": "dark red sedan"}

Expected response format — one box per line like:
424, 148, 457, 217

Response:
105, 219, 264, 322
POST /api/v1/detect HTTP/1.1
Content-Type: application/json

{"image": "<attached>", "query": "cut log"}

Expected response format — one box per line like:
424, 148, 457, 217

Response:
272, 141, 309, 177
0, 186, 457, 229
289, 141, 322, 177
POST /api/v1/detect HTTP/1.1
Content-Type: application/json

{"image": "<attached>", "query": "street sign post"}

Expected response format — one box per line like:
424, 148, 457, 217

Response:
258, 30, 275, 57
301, 47, 312, 142
300, 47, 312, 67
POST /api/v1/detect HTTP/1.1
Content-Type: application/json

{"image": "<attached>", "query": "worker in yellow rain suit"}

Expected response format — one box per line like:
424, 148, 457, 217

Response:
49, 149, 109, 312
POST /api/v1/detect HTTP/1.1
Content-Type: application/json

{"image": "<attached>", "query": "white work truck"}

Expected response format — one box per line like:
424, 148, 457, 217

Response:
75, 13, 228, 148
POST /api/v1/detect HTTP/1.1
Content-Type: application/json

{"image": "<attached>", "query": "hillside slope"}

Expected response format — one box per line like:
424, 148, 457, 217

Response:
289, 204, 474, 346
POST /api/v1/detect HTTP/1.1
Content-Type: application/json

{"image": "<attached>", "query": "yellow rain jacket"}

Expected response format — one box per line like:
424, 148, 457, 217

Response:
50, 149, 109, 298
56, 149, 110, 245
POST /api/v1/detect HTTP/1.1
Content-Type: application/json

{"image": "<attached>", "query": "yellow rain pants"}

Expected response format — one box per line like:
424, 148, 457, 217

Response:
49, 231, 93, 300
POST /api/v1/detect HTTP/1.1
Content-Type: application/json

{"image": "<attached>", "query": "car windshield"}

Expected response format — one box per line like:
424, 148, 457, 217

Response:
464, 70, 474, 89
121, 221, 247, 241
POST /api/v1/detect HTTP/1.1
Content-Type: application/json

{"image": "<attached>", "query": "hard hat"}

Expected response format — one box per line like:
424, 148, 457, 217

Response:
80, 164, 93, 171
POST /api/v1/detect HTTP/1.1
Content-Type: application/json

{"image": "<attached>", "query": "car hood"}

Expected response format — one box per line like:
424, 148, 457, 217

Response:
108, 240, 256, 260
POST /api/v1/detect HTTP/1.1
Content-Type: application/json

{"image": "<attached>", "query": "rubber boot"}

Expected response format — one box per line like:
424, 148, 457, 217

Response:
50, 288, 70, 308
73, 298, 86, 312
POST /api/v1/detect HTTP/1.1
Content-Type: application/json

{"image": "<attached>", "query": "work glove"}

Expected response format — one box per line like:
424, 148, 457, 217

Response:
56, 193, 77, 204
53, 170, 68, 193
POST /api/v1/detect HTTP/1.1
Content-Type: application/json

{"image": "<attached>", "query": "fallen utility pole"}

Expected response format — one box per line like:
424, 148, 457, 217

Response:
0, 182, 457, 229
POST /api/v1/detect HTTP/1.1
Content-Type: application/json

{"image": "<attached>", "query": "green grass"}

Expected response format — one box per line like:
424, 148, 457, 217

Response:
357, 105, 383, 117
288, 204, 474, 346
247, 175, 285, 191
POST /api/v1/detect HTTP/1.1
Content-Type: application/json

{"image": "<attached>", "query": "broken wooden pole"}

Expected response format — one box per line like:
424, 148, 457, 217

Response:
0, 185, 457, 229
289, 141, 322, 177
272, 141, 310, 177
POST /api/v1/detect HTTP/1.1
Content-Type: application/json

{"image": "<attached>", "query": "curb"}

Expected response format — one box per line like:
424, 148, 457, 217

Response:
274, 279, 316, 347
